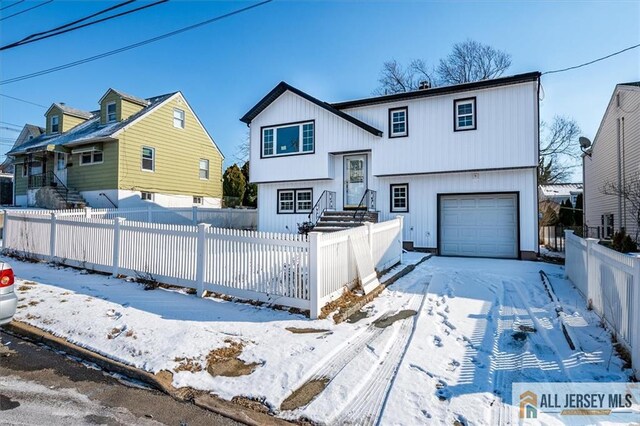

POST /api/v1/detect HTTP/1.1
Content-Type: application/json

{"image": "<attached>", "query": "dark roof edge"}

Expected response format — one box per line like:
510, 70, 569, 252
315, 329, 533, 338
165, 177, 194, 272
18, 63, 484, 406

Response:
332, 72, 542, 110
240, 82, 383, 137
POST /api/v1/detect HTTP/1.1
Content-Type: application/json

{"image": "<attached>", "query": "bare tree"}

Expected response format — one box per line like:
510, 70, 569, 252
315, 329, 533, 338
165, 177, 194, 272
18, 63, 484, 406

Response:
601, 174, 640, 242
234, 130, 250, 164
437, 39, 511, 85
373, 59, 435, 95
538, 116, 581, 185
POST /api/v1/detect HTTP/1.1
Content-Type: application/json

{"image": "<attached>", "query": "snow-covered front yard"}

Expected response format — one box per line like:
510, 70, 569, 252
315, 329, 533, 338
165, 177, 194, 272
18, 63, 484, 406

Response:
5, 254, 632, 425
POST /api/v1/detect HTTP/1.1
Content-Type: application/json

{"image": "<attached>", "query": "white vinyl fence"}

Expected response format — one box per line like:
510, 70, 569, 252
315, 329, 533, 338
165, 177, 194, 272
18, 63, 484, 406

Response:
2, 210, 403, 318
565, 230, 640, 378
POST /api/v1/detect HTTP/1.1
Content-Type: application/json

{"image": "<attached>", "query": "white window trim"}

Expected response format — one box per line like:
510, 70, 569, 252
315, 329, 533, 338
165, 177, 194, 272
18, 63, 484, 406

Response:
141, 146, 155, 172
278, 190, 296, 214
295, 189, 313, 213
454, 98, 476, 131
262, 121, 314, 158
173, 108, 185, 129
79, 151, 104, 166
50, 115, 60, 134
390, 183, 409, 213
106, 101, 117, 123
389, 107, 408, 138
199, 158, 209, 180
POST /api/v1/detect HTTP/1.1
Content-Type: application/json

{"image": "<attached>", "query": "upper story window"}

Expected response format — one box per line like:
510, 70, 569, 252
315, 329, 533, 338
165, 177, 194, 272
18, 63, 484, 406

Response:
80, 150, 103, 166
106, 102, 117, 123
50, 115, 60, 133
142, 147, 155, 171
389, 107, 408, 138
390, 183, 409, 212
454, 97, 476, 131
262, 121, 314, 158
173, 108, 185, 128
199, 159, 209, 180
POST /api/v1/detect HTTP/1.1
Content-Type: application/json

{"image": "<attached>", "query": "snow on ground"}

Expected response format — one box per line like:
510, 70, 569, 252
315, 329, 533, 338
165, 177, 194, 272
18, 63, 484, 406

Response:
540, 245, 566, 259
5, 254, 631, 425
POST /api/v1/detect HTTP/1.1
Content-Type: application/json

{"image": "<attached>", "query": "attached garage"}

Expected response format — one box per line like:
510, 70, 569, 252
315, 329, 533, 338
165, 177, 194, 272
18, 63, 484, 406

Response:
438, 193, 519, 259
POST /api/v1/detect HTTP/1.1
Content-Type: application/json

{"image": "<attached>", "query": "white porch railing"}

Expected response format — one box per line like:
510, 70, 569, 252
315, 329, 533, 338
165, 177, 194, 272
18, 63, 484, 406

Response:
2, 210, 403, 318
564, 230, 640, 378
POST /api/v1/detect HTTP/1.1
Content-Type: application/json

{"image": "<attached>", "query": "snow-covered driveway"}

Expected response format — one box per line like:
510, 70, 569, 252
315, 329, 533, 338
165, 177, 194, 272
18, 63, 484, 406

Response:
5, 255, 631, 425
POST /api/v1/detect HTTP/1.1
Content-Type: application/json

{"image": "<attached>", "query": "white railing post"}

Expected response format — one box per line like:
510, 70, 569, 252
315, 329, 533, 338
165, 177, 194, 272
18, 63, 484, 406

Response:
366, 222, 374, 258
309, 232, 322, 319
49, 212, 57, 261
632, 256, 640, 380
585, 238, 598, 306
192, 205, 198, 225
396, 215, 404, 264
195, 223, 210, 297
564, 230, 574, 278
84, 206, 92, 219
112, 217, 125, 277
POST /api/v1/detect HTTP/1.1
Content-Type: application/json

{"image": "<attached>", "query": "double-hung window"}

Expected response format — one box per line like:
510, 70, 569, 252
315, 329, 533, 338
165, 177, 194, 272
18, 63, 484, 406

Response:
141, 191, 154, 201
193, 196, 203, 205
199, 159, 209, 179
262, 121, 314, 157
142, 147, 155, 171
50, 115, 60, 133
173, 108, 185, 128
278, 189, 313, 214
106, 102, 117, 123
390, 184, 409, 212
80, 151, 103, 165
454, 98, 476, 131
389, 107, 408, 138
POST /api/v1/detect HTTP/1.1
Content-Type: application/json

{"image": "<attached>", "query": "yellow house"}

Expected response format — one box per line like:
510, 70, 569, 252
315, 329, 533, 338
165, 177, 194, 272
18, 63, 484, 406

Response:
9, 89, 224, 208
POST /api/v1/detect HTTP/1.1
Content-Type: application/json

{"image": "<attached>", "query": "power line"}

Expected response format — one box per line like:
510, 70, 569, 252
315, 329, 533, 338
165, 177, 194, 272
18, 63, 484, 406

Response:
0, 0, 167, 50
0, 1, 24, 11
0, 127, 20, 133
0, 0, 53, 22
0, 0, 272, 85
0, 121, 23, 128
543, 43, 640, 75
0, 93, 47, 108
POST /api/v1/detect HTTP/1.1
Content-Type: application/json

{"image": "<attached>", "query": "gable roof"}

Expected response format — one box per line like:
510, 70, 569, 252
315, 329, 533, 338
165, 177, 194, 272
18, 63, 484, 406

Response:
45, 103, 93, 120
332, 72, 541, 109
8, 93, 176, 156
590, 82, 640, 152
99, 88, 150, 106
240, 82, 383, 137
620, 81, 640, 88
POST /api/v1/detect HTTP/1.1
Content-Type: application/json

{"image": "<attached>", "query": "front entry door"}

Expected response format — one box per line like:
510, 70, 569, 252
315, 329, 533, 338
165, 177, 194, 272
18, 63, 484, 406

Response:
344, 155, 367, 208
54, 152, 67, 186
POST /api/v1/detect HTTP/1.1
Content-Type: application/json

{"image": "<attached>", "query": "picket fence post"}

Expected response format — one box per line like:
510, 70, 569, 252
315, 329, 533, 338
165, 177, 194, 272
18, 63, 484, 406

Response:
2, 209, 7, 249
195, 223, 210, 297
396, 215, 404, 264
309, 232, 322, 320
49, 212, 57, 261
366, 222, 374, 258
585, 238, 598, 305
84, 206, 92, 219
112, 217, 125, 277
192, 206, 198, 225
632, 257, 640, 380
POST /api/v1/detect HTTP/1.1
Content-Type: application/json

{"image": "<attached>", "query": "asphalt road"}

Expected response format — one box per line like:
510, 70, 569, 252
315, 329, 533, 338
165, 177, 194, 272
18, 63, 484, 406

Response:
0, 329, 241, 426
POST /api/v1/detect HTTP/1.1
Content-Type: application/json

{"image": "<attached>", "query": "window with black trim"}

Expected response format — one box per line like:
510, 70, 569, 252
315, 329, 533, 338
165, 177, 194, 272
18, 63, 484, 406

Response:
389, 107, 408, 138
278, 188, 313, 213
454, 98, 476, 131
390, 184, 408, 212
262, 121, 314, 157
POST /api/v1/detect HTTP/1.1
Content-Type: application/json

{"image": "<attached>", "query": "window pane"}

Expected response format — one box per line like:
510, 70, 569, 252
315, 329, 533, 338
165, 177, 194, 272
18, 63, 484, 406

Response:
173, 109, 185, 128
93, 151, 103, 163
392, 111, 405, 123
296, 190, 312, 211
81, 153, 92, 164
142, 148, 153, 159
263, 129, 274, 156
457, 103, 472, 115
276, 125, 300, 154
302, 123, 314, 152
393, 123, 405, 133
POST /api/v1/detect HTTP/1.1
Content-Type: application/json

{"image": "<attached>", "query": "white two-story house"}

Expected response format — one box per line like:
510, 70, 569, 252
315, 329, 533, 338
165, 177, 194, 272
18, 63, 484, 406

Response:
241, 72, 541, 259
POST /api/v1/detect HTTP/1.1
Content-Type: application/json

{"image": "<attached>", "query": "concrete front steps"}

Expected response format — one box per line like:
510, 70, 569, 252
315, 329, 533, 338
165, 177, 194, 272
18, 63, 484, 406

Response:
313, 210, 379, 233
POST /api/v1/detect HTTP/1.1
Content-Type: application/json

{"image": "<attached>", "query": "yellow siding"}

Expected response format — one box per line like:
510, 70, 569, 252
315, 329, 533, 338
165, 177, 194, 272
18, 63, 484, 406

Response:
121, 99, 144, 120
14, 163, 26, 196
67, 143, 119, 191
117, 95, 223, 198
62, 115, 86, 132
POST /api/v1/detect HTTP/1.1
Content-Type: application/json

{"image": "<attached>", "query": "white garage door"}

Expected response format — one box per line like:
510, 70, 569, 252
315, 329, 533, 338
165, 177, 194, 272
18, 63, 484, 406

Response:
439, 193, 518, 259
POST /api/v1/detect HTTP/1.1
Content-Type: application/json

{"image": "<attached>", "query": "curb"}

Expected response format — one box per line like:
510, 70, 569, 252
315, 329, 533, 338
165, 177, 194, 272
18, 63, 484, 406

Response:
5, 321, 291, 426
333, 254, 432, 324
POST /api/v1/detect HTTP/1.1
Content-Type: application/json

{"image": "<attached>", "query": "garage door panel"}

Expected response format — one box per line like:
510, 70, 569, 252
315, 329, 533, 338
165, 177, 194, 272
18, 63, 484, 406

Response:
439, 193, 518, 259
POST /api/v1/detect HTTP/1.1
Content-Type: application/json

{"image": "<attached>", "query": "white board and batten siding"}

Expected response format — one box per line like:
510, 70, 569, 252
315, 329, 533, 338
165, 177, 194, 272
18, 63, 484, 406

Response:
584, 84, 640, 238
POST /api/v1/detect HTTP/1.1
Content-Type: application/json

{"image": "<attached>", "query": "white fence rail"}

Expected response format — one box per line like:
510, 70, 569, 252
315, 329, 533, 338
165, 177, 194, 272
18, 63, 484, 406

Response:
564, 230, 640, 378
3, 210, 403, 318
5, 206, 258, 229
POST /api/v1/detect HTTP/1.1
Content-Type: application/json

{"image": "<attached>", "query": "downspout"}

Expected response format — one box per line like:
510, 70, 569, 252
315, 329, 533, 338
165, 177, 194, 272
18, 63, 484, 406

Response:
621, 117, 626, 230
617, 118, 622, 233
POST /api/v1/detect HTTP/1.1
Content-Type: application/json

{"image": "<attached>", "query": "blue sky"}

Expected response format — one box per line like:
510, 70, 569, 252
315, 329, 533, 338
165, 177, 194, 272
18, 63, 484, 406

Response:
0, 0, 638, 176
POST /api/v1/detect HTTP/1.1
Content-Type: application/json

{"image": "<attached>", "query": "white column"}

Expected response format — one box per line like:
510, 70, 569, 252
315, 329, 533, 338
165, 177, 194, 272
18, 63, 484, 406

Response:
84, 206, 92, 218
196, 223, 210, 297
112, 217, 125, 277
2, 209, 7, 249
396, 215, 405, 264
309, 232, 322, 319
49, 212, 57, 261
